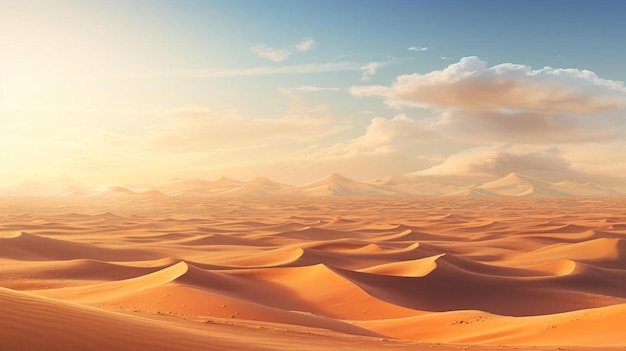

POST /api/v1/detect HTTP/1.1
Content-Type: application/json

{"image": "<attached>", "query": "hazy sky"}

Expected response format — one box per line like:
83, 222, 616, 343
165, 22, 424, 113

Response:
1, 0, 626, 188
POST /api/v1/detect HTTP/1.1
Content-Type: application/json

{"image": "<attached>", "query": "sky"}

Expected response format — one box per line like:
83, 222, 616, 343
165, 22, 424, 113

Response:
1, 0, 626, 189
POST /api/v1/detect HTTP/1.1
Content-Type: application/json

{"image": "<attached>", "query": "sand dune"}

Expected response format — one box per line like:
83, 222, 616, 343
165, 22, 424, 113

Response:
297, 173, 402, 196
157, 177, 244, 196
356, 303, 626, 346
53, 185, 95, 197
6, 287, 590, 351
445, 187, 501, 197
477, 173, 569, 197
0, 231, 158, 261
221, 176, 295, 197
0, 287, 244, 351
1, 196, 626, 350
277, 226, 357, 240
9, 172, 622, 198
94, 186, 166, 197
0, 258, 169, 289
0, 287, 394, 351
518, 237, 626, 268
359, 254, 442, 277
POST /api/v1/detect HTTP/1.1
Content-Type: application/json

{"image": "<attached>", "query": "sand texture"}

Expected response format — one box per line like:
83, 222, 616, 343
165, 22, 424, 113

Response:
1, 197, 626, 351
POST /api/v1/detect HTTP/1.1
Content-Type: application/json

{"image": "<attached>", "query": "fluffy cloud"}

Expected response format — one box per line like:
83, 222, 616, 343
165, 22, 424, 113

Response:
287, 114, 442, 181
250, 43, 291, 62
361, 62, 380, 81
306, 114, 437, 158
357, 114, 437, 147
251, 37, 316, 62
417, 145, 574, 178
350, 84, 387, 97
350, 57, 626, 146
414, 143, 626, 189
352, 56, 626, 114
295, 38, 315, 52
408, 46, 430, 52
290, 86, 341, 92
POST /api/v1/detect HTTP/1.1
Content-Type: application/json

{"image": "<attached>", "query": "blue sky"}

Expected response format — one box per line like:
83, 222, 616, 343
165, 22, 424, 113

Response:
1, 0, 626, 189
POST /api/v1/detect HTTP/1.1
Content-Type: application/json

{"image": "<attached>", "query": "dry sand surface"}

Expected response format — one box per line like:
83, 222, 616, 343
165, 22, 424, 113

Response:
1, 196, 626, 351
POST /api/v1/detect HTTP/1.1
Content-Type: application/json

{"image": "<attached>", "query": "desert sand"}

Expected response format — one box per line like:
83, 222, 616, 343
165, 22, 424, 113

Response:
2, 196, 626, 351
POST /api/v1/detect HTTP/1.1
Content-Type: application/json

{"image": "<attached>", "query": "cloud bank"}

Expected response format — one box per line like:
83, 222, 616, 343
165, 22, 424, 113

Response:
417, 145, 573, 178
351, 56, 626, 114
344, 57, 626, 183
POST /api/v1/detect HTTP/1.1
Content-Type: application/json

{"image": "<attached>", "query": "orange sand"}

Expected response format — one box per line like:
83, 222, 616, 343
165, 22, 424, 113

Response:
1, 197, 626, 351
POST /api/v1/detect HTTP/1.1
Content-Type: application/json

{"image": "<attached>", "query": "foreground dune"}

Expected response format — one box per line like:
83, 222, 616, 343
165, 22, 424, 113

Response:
1, 197, 626, 350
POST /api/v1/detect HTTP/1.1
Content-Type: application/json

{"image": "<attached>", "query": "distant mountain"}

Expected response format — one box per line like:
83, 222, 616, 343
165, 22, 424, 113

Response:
297, 173, 402, 196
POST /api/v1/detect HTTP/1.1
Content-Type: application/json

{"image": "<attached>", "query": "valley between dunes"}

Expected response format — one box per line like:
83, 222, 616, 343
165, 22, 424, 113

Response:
2, 196, 626, 351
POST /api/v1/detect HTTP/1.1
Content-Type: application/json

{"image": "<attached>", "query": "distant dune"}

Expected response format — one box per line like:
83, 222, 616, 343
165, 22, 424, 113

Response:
158, 177, 244, 196
53, 185, 95, 197
296, 173, 402, 196
2, 172, 621, 197
93, 186, 166, 198
221, 176, 295, 197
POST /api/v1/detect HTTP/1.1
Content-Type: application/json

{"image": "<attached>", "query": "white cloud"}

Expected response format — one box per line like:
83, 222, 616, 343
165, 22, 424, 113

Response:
290, 86, 341, 92
361, 62, 381, 81
250, 37, 315, 61
417, 145, 574, 178
166, 61, 362, 78
408, 46, 430, 52
352, 56, 626, 114
290, 113, 443, 181
306, 114, 437, 159
358, 114, 437, 147
295, 38, 315, 52
349, 56, 626, 148
349, 84, 388, 97
250, 43, 291, 62
414, 143, 626, 188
